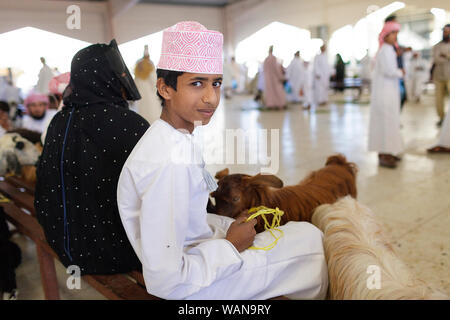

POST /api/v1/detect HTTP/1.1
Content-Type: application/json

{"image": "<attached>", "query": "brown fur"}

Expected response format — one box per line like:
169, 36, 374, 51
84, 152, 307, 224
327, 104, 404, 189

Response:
20, 165, 37, 184
211, 154, 358, 233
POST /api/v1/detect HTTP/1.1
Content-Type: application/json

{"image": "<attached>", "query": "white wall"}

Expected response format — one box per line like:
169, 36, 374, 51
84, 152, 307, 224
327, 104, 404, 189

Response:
1, 0, 449, 54
114, 3, 224, 44
0, 0, 108, 43
225, 0, 450, 53
0, 0, 224, 45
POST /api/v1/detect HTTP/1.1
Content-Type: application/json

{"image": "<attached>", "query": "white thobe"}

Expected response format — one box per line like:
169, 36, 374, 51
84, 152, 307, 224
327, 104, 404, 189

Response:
301, 63, 314, 107
313, 53, 331, 104
368, 44, 404, 155
36, 64, 55, 94
22, 109, 57, 134
409, 58, 429, 100
117, 119, 328, 300
286, 58, 304, 103
403, 51, 413, 76
403, 51, 414, 101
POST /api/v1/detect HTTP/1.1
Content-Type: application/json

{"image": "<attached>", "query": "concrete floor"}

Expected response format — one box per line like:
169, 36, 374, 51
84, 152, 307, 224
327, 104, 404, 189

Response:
9, 89, 450, 299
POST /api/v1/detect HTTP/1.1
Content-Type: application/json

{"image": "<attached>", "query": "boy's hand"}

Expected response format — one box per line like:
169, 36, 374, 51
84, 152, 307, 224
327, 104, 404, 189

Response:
226, 212, 257, 252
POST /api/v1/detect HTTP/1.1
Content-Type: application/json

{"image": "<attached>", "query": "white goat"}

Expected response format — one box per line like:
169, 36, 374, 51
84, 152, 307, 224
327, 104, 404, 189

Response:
312, 196, 449, 300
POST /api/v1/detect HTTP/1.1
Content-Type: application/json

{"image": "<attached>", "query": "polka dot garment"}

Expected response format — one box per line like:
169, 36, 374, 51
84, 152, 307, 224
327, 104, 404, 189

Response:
35, 42, 150, 275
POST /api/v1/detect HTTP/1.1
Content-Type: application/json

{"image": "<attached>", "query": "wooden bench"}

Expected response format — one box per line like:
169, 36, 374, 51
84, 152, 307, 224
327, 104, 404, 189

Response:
1, 175, 289, 300
0, 175, 159, 300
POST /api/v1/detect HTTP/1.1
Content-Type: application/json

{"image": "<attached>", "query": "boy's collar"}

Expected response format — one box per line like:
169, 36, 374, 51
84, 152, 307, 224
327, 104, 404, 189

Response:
156, 118, 199, 137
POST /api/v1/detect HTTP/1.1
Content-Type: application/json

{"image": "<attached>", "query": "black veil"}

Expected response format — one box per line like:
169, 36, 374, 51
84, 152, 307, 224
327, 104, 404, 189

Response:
35, 41, 149, 275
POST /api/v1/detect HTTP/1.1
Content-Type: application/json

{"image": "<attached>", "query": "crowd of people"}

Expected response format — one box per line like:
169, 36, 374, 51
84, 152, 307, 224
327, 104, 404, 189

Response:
219, 17, 450, 168
248, 44, 332, 110
0, 44, 163, 140
1, 21, 449, 172
368, 19, 450, 168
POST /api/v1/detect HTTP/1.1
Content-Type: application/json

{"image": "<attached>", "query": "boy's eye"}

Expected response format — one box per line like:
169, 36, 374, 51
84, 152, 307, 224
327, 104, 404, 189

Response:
191, 81, 202, 87
213, 81, 222, 88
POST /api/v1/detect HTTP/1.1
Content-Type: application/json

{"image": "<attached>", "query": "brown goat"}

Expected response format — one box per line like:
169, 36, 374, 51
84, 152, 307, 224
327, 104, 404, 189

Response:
210, 154, 358, 233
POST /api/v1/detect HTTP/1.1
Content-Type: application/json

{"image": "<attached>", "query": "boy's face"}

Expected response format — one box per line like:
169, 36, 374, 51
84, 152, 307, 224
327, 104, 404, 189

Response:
158, 72, 222, 131
384, 31, 398, 45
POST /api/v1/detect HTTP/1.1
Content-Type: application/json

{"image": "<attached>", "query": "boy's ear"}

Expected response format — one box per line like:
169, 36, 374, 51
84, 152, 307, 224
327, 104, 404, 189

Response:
157, 78, 172, 101
215, 168, 229, 180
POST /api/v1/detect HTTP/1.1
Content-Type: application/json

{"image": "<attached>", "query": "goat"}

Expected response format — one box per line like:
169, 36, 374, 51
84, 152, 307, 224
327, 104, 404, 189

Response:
0, 133, 41, 181
5, 129, 43, 183
210, 154, 357, 233
312, 197, 449, 299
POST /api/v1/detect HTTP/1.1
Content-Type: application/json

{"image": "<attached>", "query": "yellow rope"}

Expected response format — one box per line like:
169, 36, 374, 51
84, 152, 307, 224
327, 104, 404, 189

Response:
246, 206, 284, 251
0, 193, 11, 203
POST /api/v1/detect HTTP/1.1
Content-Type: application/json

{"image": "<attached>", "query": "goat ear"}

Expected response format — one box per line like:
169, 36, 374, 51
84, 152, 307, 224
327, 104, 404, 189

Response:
215, 168, 229, 180
34, 142, 43, 153
249, 174, 284, 188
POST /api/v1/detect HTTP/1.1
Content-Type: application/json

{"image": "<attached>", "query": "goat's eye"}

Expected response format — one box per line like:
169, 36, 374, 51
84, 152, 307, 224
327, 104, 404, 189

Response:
15, 141, 25, 150
232, 196, 240, 202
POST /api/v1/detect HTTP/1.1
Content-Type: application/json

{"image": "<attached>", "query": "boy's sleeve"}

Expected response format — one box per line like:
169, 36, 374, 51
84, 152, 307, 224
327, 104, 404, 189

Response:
136, 163, 243, 299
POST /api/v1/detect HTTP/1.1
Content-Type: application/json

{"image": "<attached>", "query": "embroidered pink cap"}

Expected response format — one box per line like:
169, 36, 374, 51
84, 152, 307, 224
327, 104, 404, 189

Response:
157, 21, 223, 74
24, 91, 49, 106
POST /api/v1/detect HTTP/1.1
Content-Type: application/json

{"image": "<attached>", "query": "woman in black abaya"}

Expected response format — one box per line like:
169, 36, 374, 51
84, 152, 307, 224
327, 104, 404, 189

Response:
35, 40, 150, 274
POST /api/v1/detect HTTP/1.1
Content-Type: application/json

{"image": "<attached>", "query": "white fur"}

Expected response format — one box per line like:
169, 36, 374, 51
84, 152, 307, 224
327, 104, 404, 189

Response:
0, 133, 40, 175
311, 196, 449, 300
2, 289, 18, 300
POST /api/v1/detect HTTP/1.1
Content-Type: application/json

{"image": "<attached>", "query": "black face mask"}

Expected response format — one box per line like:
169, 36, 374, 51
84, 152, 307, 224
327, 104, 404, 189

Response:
104, 40, 141, 101
63, 39, 141, 109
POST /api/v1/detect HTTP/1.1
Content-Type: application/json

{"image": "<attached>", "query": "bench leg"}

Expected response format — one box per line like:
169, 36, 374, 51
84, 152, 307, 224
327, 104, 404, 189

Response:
35, 245, 60, 300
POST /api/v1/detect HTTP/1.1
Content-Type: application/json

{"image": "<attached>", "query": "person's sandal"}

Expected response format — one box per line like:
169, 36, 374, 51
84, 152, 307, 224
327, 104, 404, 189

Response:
379, 154, 397, 168
427, 146, 450, 153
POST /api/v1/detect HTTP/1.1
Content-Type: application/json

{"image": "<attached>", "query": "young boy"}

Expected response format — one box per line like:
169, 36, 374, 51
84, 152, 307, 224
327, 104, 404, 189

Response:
117, 21, 328, 300
368, 21, 404, 168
